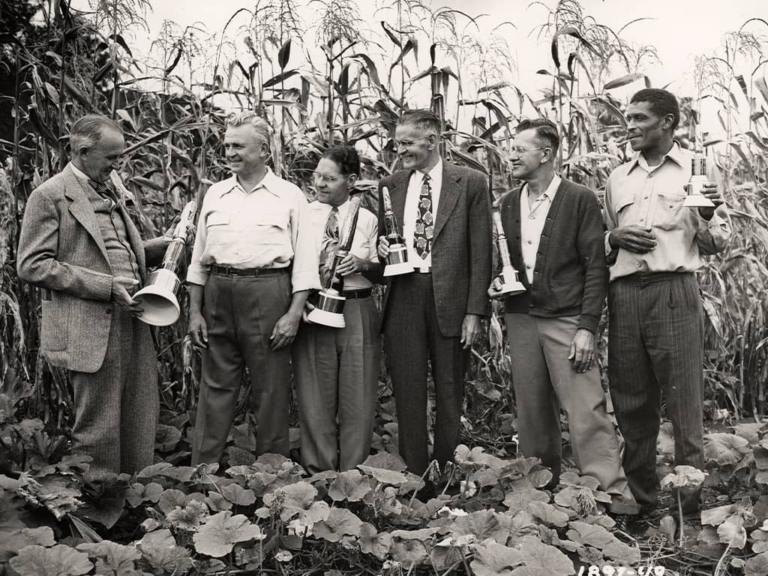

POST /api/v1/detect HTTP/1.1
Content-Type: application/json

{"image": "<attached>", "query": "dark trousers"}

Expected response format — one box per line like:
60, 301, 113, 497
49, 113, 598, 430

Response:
384, 274, 468, 476
608, 272, 705, 509
192, 271, 292, 465
71, 306, 158, 474
293, 296, 380, 474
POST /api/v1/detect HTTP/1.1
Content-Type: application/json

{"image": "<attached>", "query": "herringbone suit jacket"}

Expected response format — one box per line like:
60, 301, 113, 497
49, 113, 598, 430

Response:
17, 165, 164, 373
377, 162, 493, 336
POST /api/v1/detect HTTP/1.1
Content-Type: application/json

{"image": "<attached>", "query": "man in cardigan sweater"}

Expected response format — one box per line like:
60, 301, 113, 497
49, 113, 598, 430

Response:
490, 118, 637, 514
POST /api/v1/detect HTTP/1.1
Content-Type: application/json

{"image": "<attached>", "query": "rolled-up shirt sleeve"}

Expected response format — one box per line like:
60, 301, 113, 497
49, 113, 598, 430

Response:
186, 192, 213, 286
289, 191, 321, 293
695, 164, 732, 255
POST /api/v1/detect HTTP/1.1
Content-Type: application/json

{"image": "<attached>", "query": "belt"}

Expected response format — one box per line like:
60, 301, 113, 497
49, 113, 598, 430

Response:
210, 264, 288, 277
341, 288, 372, 299
413, 266, 431, 274
620, 271, 693, 285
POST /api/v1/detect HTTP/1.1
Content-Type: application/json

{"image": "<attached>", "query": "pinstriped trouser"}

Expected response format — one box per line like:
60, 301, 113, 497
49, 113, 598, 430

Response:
70, 306, 159, 474
608, 272, 705, 509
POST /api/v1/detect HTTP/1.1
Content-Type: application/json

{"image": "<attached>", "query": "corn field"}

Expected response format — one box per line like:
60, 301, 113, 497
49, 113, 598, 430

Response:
1, 0, 768, 573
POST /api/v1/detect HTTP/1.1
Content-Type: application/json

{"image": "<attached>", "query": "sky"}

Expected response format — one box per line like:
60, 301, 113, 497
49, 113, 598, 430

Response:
69, 0, 767, 135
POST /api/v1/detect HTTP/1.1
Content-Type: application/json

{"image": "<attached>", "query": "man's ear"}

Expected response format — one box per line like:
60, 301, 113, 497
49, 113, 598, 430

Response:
347, 173, 358, 188
427, 133, 438, 150
662, 113, 676, 131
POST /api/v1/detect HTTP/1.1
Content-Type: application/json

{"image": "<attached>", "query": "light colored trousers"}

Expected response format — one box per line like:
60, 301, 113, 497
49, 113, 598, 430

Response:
506, 313, 632, 499
292, 296, 380, 474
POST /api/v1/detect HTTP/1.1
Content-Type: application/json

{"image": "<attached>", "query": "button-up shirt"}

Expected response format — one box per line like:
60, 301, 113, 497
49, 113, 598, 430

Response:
403, 159, 443, 269
520, 174, 561, 285
307, 199, 378, 290
187, 170, 320, 292
604, 143, 731, 281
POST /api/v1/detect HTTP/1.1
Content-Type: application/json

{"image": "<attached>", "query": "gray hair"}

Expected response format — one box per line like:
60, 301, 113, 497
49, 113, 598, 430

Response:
226, 111, 271, 147
70, 115, 122, 155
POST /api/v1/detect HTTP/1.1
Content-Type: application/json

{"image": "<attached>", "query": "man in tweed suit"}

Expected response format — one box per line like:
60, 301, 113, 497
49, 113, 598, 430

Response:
377, 109, 492, 481
17, 115, 169, 473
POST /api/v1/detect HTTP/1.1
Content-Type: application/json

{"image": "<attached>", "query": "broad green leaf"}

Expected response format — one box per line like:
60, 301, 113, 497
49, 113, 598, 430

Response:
360, 452, 407, 472
313, 508, 363, 542
603, 540, 641, 565
125, 482, 164, 508
166, 500, 209, 531
360, 522, 392, 559
704, 433, 751, 466
718, 516, 747, 549
746, 551, 768, 576
220, 484, 256, 506
193, 511, 263, 557
504, 489, 549, 514
157, 489, 187, 514
10, 544, 93, 576
527, 501, 569, 528
511, 535, 575, 575
138, 529, 193, 574
357, 465, 408, 486
328, 470, 373, 502
77, 541, 141, 575
660, 465, 707, 489
471, 541, 523, 576
449, 509, 508, 543
566, 520, 616, 550
0, 526, 55, 561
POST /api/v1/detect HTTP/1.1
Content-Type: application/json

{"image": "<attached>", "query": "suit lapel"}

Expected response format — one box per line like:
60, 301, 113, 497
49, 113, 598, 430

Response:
389, 171, 409, 231
64, 167, 111, 267
433, 163, 461, 241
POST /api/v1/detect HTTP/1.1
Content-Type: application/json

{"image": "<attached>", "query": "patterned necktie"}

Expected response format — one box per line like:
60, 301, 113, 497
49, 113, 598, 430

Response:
89, 179, 115, 202
413, 173, 434, 258
319, 207, 340, 285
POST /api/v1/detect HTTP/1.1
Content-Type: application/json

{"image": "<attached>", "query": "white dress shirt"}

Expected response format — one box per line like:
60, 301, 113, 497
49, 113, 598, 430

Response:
520, 174, 561, 284
403, 159, 443, 269
187, 170, 321, 293
306, 199, 378, 290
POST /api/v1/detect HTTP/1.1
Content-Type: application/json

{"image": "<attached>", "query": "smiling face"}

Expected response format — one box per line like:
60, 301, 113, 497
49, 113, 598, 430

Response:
79, 128, 125, 182
224, 124, 268, 176
314, 157, 355, 207
394, 122, 439, 172
625, 101, 673, 153
509, 129, 550, 181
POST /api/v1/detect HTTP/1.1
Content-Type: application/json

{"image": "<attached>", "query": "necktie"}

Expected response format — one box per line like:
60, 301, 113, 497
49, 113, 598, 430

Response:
89, 179, 116, 202
413, 173, 433, 258
320, 207, 340, 285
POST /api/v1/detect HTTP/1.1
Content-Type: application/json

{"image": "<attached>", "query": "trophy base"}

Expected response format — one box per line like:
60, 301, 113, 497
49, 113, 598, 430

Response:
134, 269, 181, 326
683, 195, 715, 208
384, 262, 414, 277
307, 308, 346, 328
307, 290, 346, 328
494, 281, 527, 298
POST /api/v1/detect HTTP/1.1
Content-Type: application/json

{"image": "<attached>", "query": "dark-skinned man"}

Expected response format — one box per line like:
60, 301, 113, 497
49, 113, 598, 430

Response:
187, 112, 320, 465
490, 118, 638, 515
604, 89, 731, 518
377, 109, 492, 485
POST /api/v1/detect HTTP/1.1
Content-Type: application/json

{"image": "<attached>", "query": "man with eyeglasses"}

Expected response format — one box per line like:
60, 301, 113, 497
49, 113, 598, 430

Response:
187, 112, 320, 465
377, 109, 492, 487
489, 118, 638, 515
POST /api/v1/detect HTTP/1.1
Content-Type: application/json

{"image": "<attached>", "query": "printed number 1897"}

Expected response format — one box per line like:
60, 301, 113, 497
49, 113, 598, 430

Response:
577, 567, 666, 576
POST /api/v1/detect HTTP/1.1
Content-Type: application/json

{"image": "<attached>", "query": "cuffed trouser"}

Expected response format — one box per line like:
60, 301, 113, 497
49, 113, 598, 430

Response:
191, 271, 292, 465
384, 274, 468, 476
71, 306, 159, 474
293, 296, 380, 474
608, 272, 705, 510
506, 313, 633, 500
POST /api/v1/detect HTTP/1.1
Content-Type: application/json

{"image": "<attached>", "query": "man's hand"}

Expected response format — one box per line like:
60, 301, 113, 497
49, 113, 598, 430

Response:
270, 311, 301, 350
461, 314, 481, 350
608, 225, 657, 254
189, 312, 208, 349
698, 182, 724, 221
164, 216, 197, 244
487, 275, 504, 298
336, 254, 366, 277
301, 300, 316, 323
377, 236, 390, 259
568, 328, 596, 373
112, 276, 143, 316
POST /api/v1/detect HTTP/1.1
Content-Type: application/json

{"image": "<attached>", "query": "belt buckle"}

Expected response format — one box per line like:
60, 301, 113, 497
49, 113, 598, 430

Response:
415, 266, 431, 274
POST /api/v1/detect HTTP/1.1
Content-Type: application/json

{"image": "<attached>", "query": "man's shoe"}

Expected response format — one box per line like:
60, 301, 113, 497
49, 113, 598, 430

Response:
608, 495, 642, 516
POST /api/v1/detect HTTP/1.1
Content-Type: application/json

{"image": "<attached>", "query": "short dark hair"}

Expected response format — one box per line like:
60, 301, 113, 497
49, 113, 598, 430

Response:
630, 88, 680, 130
321, 145, 360, 177
70, 115, 122, 154
515, 118, 560, 154
398, 109, 441, 136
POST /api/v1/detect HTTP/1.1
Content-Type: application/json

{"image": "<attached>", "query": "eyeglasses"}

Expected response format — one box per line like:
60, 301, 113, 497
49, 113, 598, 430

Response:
509, 146, 549, 156
313, 172, 342, 184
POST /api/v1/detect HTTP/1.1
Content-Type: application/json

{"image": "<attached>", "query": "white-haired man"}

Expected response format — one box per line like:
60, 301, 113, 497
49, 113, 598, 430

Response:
17, 114, 170, 473
188, 112, 320, 465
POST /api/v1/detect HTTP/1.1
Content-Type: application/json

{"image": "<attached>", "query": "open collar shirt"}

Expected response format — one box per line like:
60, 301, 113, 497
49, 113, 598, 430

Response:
520, 174, 561, 285
403, 159, 443, 268
307, 199, 378, 290
187, 169, 320, 293
604, 143, 731, 281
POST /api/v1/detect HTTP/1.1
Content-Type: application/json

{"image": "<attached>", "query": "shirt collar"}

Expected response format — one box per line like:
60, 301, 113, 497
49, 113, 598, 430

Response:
223, 168, 284, 198
523, 174, 561, 202
415, 158, 443, 183
629, 141, 685, 173
69, 162, 90, 182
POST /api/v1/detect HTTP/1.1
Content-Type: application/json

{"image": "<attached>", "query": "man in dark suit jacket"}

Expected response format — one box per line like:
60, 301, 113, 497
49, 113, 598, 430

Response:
17, 115, 169, 473
377, 109, 492, 479
490, 118, 637, 514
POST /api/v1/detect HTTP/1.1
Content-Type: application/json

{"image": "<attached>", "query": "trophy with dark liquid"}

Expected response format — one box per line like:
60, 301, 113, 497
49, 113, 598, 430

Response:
307, 196, 362, 328
381, 186, 413, 277
489, 210, 526, 298
683, 148, 715, 209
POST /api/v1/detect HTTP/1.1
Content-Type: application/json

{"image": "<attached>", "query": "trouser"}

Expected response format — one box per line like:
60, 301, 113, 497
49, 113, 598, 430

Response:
70, 305, 158, 474
506, 313, 633, 499
384, 274, 468, 476
608, 272, 705, 510
293, 295, 380, 474
191, 270, 292, 465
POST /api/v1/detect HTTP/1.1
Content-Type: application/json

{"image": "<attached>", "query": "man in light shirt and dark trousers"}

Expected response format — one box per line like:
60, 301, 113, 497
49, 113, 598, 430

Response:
187, 112, 320, 465
604, 89, 730, 517
293, 145, 382, 474
377, 109, 492, 483
490, 118, 638, 515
